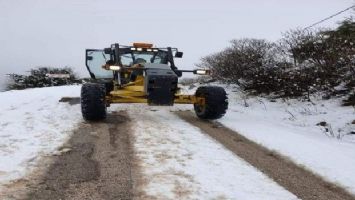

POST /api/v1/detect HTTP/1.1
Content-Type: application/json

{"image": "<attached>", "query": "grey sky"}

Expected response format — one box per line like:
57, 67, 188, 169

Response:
0, 0, 353, 89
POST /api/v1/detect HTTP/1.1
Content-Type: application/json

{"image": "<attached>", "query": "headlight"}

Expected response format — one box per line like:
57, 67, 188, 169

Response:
109, 65, 122, 71
194, 69, 210, 75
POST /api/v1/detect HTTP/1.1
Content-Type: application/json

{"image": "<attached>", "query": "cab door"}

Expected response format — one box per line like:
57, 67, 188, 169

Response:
85, 49, 114, 79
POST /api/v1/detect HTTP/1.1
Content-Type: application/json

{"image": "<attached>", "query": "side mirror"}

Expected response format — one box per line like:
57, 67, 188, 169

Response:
175, 51, 183, 58
87, 56, 93, 61
104, 48, 112, 54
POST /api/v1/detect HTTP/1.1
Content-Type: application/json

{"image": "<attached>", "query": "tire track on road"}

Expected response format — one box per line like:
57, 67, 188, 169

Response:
22, 111, 134, 200
176, 111, 355, 200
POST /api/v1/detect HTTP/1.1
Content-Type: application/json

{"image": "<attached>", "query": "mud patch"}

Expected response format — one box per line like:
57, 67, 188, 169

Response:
172, 180, 194, 199
59, 97, 80, 105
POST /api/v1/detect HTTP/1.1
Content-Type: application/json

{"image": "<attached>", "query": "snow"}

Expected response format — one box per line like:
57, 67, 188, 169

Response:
1, 84, 354, 198
0, 85, 82, 187
121, 105, 298, 199
217, 85, 355, 194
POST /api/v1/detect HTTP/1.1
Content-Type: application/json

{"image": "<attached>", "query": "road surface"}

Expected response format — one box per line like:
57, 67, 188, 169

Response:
2, 105, 354, 200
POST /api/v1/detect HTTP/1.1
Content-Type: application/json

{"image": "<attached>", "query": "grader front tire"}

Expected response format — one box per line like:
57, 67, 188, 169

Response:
81, 83, 107, 121
193, 86, 228, 119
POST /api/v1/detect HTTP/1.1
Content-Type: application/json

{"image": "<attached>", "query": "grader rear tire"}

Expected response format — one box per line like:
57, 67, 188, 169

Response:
81, 83, 107, 121
194, 86, 228, 119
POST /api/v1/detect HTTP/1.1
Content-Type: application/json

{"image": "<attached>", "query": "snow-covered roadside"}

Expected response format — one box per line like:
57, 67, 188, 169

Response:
119, 105, 298, 200
1, 83, 353, 198
216, 85, 355, 194
0, 85, 82, 188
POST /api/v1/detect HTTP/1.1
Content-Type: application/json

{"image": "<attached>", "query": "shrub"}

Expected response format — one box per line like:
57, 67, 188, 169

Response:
198, 18, 354, 100
6, 66, 79, 90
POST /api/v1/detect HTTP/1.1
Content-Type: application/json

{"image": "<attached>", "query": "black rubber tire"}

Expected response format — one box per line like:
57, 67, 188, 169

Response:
194, 86, 228, 119
81, 83, 107, 121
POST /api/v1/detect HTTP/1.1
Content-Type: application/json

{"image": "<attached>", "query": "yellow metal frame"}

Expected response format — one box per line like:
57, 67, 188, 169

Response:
106, 75, 205, 105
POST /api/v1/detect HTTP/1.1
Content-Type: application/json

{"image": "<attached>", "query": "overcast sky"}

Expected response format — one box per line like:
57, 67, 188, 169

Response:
0, 0, 353, 89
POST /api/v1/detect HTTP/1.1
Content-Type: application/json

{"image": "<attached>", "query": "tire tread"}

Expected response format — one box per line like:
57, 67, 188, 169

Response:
194, 86, 228, 119
81, 83, 107, 120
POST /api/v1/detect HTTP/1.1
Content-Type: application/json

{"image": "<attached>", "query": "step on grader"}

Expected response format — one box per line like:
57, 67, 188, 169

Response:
81, 43, 228, 120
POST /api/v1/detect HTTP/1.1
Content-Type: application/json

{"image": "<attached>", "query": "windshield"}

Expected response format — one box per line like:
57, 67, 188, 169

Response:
85, 49, 171, 79
120, 51, 168, 66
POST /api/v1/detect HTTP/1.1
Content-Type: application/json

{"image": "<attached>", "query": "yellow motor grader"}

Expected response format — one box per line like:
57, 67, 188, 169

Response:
81, 43, 228, 120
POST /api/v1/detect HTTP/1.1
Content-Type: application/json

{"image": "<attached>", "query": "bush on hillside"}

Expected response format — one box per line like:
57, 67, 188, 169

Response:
198, 18, 355, 100
6, 66, 79, 90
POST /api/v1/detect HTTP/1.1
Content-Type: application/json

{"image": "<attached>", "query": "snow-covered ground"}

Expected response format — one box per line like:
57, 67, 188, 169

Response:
1, 84, 354, 198
215, 84, 355, 194
0, 85, 82, 188
121, 105, 297, 199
